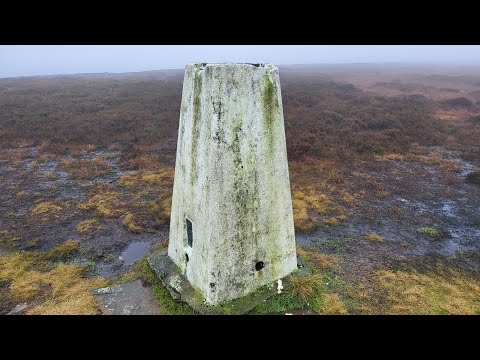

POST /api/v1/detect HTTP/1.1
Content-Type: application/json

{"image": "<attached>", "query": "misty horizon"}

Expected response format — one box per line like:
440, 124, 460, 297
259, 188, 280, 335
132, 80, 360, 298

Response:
4, 62, 480, 80
1, 45, 480, 79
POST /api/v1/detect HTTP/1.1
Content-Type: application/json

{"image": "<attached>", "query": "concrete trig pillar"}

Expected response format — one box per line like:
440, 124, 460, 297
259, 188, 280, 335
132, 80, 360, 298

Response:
168, 63, 297, 305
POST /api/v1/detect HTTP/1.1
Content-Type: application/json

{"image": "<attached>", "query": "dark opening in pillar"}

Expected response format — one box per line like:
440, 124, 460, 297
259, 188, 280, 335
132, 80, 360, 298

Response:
186, 217, 193, 248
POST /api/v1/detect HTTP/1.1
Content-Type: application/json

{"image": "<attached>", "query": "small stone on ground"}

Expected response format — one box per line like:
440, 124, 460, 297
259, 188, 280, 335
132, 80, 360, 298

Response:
7, 303, 29, 315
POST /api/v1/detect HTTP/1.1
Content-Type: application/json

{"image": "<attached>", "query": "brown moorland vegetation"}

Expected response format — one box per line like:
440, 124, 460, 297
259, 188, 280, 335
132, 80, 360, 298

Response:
1, 64, 479, 314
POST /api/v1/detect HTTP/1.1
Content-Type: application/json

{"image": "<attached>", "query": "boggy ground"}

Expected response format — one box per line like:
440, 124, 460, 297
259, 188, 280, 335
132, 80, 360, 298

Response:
0, 145, 171, 275
298, 147, 480, 267
0, 145, 174, 314
1, 64, 479, 314
294, 147, 480, 314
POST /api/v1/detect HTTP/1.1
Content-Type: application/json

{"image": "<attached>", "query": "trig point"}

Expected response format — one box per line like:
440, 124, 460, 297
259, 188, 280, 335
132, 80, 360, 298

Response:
150, 63, 298, 309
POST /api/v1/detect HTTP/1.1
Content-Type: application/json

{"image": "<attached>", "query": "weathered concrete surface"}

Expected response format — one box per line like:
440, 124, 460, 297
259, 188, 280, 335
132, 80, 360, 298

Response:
148, 248, 311, 314
92, 280, 161, 315
168, 63, 297, 305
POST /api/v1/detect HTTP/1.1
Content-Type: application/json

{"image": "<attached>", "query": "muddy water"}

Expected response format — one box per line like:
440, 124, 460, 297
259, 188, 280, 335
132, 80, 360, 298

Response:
120, 242, 150, 266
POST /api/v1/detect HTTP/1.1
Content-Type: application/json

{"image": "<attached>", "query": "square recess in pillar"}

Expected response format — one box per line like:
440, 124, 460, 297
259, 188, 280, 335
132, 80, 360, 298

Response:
186, 217, 193, 248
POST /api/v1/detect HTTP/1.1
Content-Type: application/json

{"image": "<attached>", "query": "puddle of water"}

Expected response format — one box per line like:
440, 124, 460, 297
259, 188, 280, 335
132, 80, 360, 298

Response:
120, 242, 150, 266
396, 197, 430, 213
441, 201, 457, 218
443, 239, 460, 256
296, 235, 314, 246
449, 229, 461, 239
459, 161, 476, 178
442, 202, 452, 212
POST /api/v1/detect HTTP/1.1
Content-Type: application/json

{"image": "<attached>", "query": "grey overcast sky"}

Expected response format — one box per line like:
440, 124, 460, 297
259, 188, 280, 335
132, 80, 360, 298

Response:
1, 45, 480, 78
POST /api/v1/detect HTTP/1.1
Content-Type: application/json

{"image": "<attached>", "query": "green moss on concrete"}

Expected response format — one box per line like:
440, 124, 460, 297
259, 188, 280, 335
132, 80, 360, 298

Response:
207, 283, 275, 315
261, 71, 284, 280
262, 71, 280, 153
139, 259, 195, 315
169, 64, 296, 306
190, 68, 202, 185
229, 117, 262, 292
231, 119, 243, 169
262, 75, 275, 126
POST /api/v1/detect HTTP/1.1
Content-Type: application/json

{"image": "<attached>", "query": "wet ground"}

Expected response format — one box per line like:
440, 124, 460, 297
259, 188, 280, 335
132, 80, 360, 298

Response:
296, 148, 480, 280
1, 145, 479, 314
0, 146, 165, 279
